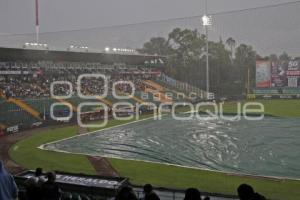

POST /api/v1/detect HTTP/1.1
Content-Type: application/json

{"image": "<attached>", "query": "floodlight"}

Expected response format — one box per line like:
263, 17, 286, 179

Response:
202, 15, 212, 26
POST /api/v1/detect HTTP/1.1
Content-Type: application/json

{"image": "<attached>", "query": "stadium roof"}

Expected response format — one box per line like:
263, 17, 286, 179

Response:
0, 47, 166, 65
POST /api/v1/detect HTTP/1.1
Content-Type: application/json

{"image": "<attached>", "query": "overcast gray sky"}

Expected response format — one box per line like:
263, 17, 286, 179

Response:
0, 0, 299, 56
0, 0, 296, 33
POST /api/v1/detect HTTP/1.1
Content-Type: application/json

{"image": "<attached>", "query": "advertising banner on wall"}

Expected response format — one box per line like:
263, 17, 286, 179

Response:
255, 59, 300, 96
6, 125, 19, 134
256, 60, 271, 88
271, 61, 287, 88
286, 59, 300, 88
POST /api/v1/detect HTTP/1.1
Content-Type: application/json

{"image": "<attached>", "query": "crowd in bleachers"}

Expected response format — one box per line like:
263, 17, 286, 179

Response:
0, 61, 159, 99
0, 160, 267, 200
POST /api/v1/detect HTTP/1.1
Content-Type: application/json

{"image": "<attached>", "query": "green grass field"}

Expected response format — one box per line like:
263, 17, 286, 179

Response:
218, 100, 300, 117
9, 100, 300, 200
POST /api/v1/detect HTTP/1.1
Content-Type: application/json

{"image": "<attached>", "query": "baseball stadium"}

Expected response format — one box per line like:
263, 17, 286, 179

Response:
1, 1, 300, 200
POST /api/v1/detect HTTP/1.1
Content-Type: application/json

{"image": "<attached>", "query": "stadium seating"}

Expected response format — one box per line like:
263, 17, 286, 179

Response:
0, 60, 203, 131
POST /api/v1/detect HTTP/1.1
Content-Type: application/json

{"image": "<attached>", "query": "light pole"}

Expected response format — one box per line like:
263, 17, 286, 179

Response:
205, 20, 209, 99
35, 0, 39, 43
202, 1, 212, 100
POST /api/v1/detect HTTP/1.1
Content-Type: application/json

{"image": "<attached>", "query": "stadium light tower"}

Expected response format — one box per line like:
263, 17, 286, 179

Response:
202, 0, 212, 99
24, 0, 48, 49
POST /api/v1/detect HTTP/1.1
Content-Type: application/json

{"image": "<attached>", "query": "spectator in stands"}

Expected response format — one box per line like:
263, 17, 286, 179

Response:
41, 171, 62, 200
115, 186, 138, 200
4, 88, 10, 99
0, 160, 18, 200
143, 184, 160, 200
25, 167, 46, 200
237, 184, 266, 200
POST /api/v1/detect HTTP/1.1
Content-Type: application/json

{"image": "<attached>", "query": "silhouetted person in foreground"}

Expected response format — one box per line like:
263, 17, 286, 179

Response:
143, 184, 160, 200
0, 160, 18, 200
25, 167, 46, 200
184, 188, 202, 200
184, 188, 210, 200
41, 171, 62, 200
237, 184, 266, 200
115, 186, 138, 200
